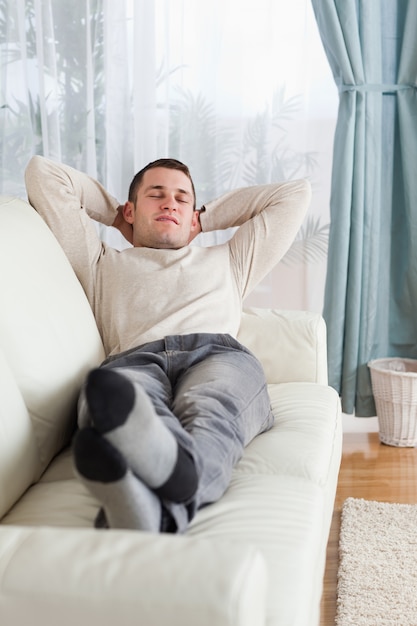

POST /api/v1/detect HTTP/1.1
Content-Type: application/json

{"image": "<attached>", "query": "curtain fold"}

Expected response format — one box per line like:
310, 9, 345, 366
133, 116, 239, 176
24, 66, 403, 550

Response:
312, 0, 417, 416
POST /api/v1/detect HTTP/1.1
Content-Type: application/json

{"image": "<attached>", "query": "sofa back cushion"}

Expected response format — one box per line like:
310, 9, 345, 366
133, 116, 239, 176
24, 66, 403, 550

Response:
0, 196, 105, 518
238, 308, 328, 385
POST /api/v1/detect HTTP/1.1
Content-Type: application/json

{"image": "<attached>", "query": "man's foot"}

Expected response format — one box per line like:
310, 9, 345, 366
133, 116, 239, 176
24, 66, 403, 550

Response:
72, 427, 162, 531
85, 368, 198, 502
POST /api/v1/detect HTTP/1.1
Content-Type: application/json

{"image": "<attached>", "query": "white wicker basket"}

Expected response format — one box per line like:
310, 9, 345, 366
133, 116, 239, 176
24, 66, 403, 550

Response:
368, 357, 417, 447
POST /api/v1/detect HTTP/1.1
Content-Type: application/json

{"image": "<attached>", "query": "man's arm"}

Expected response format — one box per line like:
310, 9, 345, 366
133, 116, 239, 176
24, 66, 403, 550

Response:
199, 180, 311, 233
199, 180, 311, 298
25, 156, 121, 298
25, 156, 120, 227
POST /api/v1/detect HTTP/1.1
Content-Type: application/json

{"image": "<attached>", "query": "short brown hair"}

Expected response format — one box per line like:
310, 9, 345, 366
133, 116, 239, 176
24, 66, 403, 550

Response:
128, 158, 196, 209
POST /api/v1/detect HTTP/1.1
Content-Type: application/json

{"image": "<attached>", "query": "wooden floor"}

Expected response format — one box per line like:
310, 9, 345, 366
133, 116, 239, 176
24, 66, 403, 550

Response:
320, 431, 417, 626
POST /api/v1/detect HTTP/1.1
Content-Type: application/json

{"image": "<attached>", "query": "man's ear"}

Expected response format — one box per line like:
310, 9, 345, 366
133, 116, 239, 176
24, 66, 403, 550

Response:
188, 210, 202, 243
191, 210, 201, 230
123, 201, 135, 224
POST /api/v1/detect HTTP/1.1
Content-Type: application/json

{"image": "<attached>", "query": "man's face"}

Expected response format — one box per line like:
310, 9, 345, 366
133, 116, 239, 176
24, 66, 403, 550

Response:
123, 167, 199, 249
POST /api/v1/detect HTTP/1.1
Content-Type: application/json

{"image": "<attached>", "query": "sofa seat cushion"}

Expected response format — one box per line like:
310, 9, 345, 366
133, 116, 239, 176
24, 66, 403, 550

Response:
262, 381, 340, 485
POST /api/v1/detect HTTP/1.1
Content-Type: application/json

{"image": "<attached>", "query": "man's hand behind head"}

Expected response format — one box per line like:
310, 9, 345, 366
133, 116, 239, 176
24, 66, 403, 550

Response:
112, 205, 134, 245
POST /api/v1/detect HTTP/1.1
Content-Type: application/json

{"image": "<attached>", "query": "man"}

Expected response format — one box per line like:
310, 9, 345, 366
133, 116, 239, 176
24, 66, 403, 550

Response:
25, 156, 311, 534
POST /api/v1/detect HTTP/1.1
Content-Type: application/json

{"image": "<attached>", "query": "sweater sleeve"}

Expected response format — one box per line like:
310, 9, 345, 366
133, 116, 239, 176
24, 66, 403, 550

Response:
200, 180, 311, 298
24, 156, 120, 305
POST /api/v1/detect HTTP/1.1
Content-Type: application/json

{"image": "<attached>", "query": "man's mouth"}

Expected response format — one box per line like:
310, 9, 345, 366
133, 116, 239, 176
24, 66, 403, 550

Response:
155, 216, 179, 225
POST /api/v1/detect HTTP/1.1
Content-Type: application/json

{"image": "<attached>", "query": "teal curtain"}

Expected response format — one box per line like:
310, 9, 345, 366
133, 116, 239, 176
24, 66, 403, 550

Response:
311, 0, 417, 416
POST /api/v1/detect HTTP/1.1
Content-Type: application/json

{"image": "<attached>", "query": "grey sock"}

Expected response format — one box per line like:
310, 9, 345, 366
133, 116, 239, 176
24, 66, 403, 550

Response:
73, 427, 161, 531
86, 368, 179, 488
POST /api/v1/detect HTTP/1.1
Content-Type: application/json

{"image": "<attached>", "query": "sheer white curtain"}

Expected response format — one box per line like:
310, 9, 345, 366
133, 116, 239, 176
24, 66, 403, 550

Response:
0, 0, 337, 311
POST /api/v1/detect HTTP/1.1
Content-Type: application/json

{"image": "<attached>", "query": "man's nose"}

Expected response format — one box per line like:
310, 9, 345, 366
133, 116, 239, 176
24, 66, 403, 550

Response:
162, 197, 177, 211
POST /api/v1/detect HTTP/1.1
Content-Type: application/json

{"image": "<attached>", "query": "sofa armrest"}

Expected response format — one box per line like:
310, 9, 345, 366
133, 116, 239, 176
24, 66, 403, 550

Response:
0, 526, 267, 626
238, 308, 328, 385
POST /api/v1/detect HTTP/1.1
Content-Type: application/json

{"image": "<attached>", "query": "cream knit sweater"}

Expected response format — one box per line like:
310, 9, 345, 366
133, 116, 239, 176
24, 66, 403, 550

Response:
25, 156, 311, 357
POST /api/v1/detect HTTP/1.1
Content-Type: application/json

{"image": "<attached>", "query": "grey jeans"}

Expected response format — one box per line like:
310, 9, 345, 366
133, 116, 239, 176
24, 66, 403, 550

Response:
80, 333, 274, 532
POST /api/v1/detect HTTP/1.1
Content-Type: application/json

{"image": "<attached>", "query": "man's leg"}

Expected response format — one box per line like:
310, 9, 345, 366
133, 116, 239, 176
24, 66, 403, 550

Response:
171, 335, 274, 511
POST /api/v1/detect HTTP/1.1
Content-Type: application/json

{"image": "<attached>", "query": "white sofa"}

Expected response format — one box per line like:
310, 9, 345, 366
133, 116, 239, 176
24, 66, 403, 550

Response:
0, 194, 342, 626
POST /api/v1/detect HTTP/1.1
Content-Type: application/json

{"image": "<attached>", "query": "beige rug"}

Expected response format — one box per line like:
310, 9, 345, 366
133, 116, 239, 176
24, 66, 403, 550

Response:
337, 497, 417, 626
